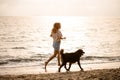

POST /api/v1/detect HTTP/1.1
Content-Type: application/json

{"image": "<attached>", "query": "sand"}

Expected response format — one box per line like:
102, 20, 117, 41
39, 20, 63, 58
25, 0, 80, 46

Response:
0, 62, 120, 80
0, 68, 120, 80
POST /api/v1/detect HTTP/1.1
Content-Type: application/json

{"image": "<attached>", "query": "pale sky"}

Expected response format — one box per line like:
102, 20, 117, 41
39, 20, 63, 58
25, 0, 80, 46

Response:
0, 0, 120, 17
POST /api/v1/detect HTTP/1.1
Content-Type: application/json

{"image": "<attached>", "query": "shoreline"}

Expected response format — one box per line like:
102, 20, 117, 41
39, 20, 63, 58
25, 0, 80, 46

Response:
0, 68, 120, 80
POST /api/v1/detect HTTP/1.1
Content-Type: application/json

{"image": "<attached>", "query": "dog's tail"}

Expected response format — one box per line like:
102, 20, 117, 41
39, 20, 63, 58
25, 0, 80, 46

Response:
60, 49, 64, 56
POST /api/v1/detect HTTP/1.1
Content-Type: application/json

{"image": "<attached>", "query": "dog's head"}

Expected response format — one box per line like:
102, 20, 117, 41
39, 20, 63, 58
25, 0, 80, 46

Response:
76, 49, 85, 56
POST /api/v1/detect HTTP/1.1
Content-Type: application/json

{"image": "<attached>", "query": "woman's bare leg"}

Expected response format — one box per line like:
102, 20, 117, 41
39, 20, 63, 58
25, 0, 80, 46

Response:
45, 50, 58, 72
57, 50, 61, 66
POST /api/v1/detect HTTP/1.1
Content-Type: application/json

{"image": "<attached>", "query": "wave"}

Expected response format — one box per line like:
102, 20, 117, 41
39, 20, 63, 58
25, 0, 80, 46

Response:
8, 58, 42, 62
11, 47, 26, 49
0, 55, 120, 66
81, 56, 120, 61
0, 61, 8, 65
0, 58, 42, 65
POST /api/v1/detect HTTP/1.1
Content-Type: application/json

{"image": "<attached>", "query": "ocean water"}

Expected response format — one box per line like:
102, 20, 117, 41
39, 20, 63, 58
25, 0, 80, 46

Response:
0, 16, 120, 69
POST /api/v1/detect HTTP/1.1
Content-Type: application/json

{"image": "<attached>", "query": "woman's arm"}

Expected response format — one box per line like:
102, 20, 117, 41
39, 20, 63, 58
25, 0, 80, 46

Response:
60, 37, 66, 39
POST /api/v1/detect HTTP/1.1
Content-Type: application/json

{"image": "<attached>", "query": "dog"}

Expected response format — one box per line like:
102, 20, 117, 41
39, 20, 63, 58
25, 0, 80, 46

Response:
58, 49, 85, 72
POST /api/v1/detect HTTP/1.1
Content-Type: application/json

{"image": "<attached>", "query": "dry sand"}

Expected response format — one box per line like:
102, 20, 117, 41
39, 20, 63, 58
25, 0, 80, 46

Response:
0, 68, 120, 80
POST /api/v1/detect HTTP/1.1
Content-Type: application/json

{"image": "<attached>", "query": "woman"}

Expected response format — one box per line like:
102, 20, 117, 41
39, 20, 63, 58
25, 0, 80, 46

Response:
45, 22, 65, 72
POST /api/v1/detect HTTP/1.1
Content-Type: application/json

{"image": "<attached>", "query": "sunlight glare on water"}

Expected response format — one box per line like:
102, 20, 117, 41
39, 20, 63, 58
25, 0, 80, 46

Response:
0, 16, 120, 57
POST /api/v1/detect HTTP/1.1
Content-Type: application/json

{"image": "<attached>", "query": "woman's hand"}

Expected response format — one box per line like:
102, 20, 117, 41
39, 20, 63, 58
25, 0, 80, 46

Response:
61, 37, 66, 39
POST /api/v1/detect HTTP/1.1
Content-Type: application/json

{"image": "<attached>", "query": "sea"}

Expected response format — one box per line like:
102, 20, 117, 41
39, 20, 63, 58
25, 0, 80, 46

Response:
0, 16, 120, 73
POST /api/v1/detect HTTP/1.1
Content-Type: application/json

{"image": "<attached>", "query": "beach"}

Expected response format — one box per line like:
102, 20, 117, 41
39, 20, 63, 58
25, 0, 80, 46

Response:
0, 62, 120, 80
0, 68, 120, 80
0, 16, 120, 80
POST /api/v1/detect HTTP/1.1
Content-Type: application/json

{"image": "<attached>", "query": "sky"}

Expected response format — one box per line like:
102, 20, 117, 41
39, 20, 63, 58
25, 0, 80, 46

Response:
0, 0, 120, 17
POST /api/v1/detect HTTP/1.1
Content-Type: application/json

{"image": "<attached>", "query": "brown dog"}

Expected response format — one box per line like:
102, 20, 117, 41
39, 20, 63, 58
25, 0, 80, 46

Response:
58, 49, 84, 72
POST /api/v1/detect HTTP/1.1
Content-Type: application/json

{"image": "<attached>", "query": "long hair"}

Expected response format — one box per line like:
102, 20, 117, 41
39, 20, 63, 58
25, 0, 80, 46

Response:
51, 22, 61, 33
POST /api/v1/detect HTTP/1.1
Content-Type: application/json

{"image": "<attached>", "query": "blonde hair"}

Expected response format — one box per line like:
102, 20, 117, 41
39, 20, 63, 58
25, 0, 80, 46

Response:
52, 22, 61, 33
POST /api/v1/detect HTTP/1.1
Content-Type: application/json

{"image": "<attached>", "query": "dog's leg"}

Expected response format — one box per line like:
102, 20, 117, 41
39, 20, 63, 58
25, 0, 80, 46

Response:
45, 62, 48, 72
67, 62, 72, 71
64, 63, 68, 71
77, 61, 83, 71
58, 64, 64, 72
